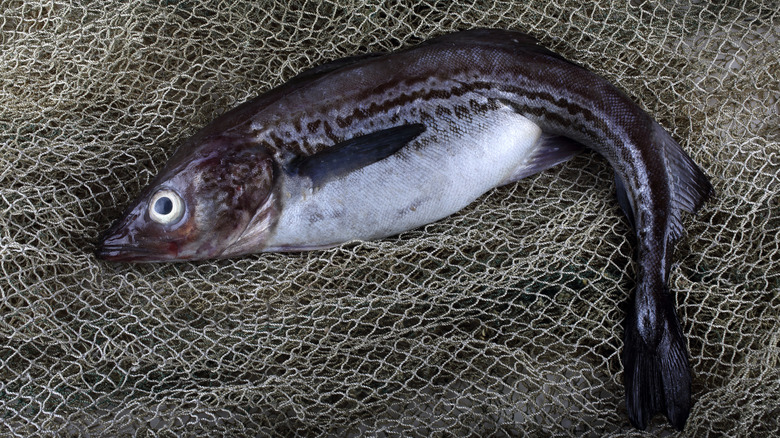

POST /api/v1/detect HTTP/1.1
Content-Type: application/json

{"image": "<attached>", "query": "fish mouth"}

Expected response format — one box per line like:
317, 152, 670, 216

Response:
95, 244, 160, 262
94, 234, 181, 262
94, 210, 184, 262
94, 242, 179, 262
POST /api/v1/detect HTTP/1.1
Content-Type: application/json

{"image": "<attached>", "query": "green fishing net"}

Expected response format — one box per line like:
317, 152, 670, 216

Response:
1, 0, 777, 436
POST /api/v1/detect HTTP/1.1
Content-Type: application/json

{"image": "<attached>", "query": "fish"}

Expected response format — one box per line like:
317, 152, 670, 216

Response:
95, 29, 714, 430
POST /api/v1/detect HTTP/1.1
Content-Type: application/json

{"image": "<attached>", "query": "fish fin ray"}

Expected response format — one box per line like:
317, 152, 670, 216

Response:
286, 124, 426, 187
623, 285, 692, 431
614, 173, 637, 230
502, 134, 584, 184
429, 29, 580, 67
656, 123, 715, 241
288, 53, 387, 83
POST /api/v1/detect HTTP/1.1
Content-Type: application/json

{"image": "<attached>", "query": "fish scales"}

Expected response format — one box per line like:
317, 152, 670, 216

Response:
96, 29, 714, 431
256, 61, 668, 271
251, 76, 495, 157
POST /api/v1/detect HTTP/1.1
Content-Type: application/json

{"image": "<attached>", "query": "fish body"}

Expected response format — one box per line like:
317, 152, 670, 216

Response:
96, 29, 713, 430
266, 109, 544, 251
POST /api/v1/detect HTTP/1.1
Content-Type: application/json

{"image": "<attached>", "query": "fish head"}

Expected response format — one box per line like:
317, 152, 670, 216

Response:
95, 136, 278, 262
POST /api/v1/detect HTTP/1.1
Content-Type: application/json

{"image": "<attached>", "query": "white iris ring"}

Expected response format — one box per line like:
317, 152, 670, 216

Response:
149, 189, 184, 225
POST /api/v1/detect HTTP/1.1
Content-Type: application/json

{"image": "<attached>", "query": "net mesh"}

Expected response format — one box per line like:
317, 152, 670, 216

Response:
1, 0, 778, 436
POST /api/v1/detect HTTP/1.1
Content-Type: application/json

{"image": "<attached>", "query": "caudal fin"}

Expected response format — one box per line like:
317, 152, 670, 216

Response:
623, 289, 691, 430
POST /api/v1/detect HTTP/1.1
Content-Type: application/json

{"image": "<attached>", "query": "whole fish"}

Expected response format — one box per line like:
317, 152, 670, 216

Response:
96, 29, 713, 430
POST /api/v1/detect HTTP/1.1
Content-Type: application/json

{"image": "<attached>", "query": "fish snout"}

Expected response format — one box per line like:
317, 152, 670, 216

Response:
94, 223, 179, 262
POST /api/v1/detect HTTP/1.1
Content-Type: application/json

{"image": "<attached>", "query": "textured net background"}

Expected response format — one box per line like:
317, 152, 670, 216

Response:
1, 0, 778, 436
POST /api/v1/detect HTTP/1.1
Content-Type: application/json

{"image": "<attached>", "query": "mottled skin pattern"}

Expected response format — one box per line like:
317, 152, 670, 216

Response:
98, 137, 275, 260
96, 29, 713, 430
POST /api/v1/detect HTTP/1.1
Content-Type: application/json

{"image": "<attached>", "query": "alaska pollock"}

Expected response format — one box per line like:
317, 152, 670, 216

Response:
96, 29, 714, 430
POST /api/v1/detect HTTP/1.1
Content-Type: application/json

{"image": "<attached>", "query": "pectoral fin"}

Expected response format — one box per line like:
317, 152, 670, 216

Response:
286, 123, 426, 187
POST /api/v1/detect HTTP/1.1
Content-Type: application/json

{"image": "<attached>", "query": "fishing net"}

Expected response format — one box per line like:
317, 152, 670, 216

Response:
1, 0, 778, 436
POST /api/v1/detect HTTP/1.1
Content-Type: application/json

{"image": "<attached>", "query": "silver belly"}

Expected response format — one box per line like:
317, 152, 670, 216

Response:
264, 107, 543, 251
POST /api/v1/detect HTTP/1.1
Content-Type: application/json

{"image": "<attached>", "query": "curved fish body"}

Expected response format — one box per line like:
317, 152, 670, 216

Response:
96, 29, 713, 430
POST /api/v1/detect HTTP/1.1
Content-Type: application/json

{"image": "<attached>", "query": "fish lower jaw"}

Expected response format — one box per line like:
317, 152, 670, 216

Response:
94, 242, 180, 262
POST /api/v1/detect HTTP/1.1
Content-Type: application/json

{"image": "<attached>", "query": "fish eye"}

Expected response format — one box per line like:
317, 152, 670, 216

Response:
148, 189, 185, 225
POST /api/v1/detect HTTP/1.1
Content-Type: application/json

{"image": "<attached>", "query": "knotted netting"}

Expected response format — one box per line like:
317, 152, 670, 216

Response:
1, 0, 778, 436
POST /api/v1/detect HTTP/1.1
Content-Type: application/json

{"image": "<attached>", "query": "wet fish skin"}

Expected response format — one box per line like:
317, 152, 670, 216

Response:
95, 29, 714, 430
96, 136, 278, 261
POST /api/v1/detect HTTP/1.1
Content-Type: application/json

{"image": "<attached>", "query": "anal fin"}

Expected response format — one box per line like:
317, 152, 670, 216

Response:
502, 134, 584, 184
615, 173, 637, 230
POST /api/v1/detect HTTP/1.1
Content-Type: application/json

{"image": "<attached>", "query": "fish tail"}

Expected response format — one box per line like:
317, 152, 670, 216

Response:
620, 123, 710, 430
623, 280, 691, 430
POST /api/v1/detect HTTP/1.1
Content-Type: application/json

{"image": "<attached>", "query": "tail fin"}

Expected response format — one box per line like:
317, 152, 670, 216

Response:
623, 286, 691, 430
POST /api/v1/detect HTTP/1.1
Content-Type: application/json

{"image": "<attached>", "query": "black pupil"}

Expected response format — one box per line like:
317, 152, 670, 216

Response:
154, 197, 173, 216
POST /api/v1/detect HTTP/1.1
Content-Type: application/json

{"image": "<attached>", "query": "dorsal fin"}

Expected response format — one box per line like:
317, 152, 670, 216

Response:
288, 52, 387, 83
654, 122, 715, 241
427, 28, 580, 67
180, 53, 388, 150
